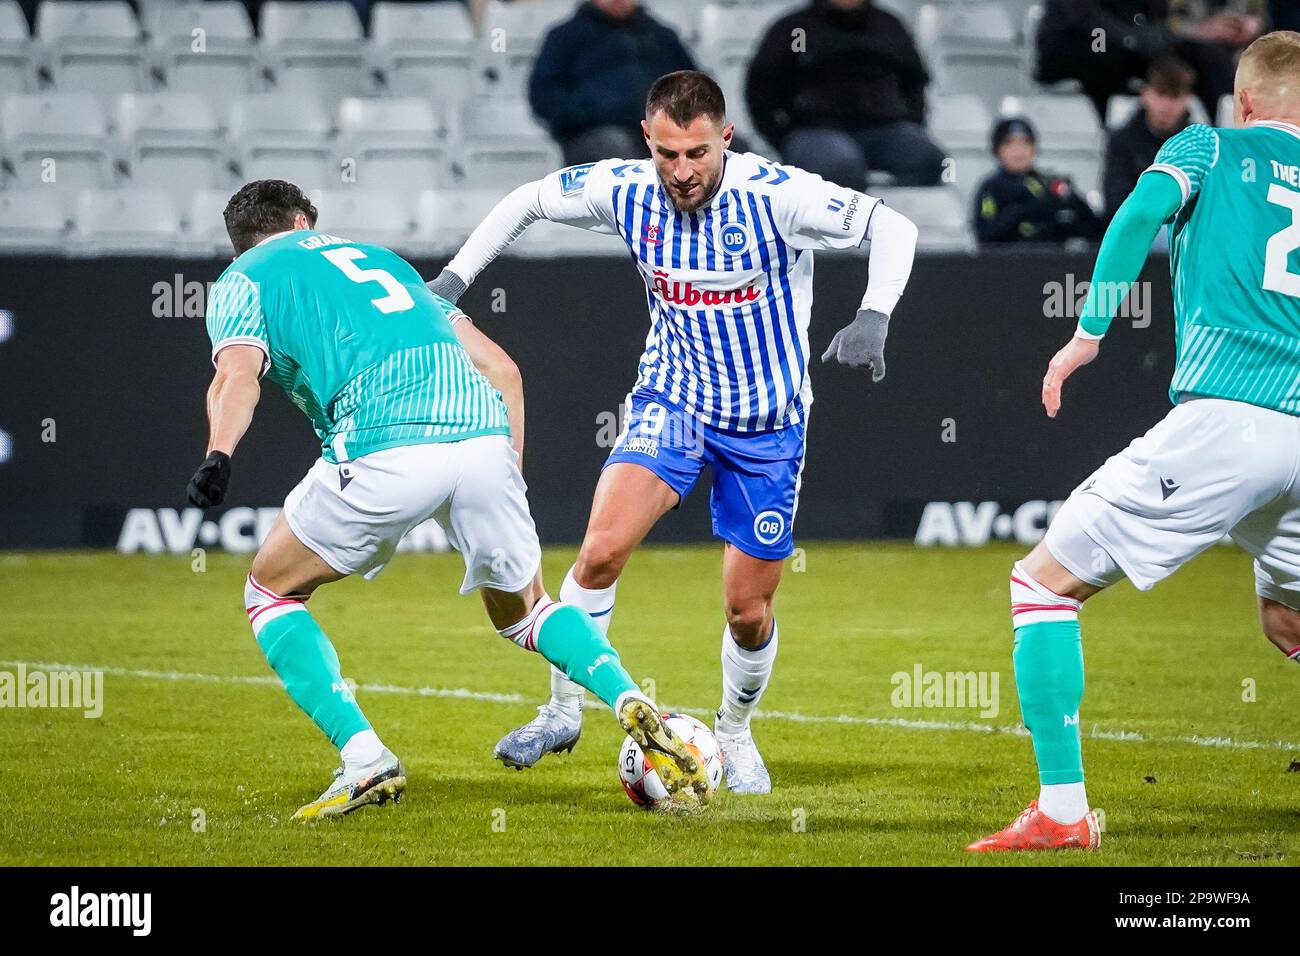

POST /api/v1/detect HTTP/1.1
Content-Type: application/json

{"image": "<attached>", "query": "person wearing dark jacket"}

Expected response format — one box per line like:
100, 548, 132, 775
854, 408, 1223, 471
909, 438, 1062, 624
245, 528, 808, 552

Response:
529, 0, 696, 165
974, 118, 1105, 245
1102, 56, 1195, 218
1035, 0, 1244, 123
744, 0, 945, 187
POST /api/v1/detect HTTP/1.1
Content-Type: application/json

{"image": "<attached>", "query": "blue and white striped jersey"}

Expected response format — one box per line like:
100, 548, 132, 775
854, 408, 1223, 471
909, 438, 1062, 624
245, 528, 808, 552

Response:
535, 152, 881, 432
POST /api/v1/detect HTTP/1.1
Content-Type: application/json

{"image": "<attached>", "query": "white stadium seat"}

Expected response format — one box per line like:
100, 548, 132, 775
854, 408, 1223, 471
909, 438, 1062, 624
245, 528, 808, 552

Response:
697, 2, 788, 111
37, 1, 149, 102
918, 2, 1026, 104
0, 189, 72, 251
455, 98, 561, 188
928, 93, 996, 203
418, 187, 504, 254
72, 187, 183, 255
228, 92, 335, 192
0, 0, 35, 95
478, 0, 574, 97
337, 97, 449, 191
1, 91, 113, 188
117, 92, 226, 199
370, 1, 476, 104
877, 187, 976, 253
309, 188, 419, 251
184, 187, 234, 256
148, 1, 260, 114
260, 0, 371, 100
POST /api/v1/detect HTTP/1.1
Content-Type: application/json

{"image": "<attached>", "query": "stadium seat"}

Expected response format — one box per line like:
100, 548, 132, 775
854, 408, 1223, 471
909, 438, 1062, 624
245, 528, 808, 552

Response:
478, 0, 574, 97
147, 1, 260, 114
1, 91, 114, 188
697, 3, 788, 114
1217, 94, 1234, 129
184, 187, 234, 255
72, 187, 183, 255
0, 0, 35, 95
309, 188, 420, 251
454, 98, 561, 188
418, 187, 504, 254
370, 2, 476, 104
876, 187, 976, 253
117, 92, 226, 199
917, 2, 1027, 104
228, 92, 335, 192
928, 93, 996, 203
259, 0, 372, 101
36, 1, 149, 102
509, 218, 625, 258
337, 97, 449, 191
0, 189, 72, 252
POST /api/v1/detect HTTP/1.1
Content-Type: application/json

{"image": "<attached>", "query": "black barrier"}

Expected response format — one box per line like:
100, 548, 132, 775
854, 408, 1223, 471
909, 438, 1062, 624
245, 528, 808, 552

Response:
0, 249, 1176, 550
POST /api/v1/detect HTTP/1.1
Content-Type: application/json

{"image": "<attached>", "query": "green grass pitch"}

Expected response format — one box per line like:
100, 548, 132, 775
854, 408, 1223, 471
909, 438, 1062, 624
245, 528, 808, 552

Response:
0, 542, 1295, 866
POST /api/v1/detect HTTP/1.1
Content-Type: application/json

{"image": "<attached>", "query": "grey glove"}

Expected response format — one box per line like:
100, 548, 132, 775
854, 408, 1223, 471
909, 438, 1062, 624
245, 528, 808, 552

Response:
821, 308, 889, 382
426, 268, 468, 304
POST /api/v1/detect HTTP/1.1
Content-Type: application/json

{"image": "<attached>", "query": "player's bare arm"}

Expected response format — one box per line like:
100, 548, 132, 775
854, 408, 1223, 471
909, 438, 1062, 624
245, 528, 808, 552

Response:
451, 314, 526, 464
1041, 169, 1182, 417
187, 343, 264, 507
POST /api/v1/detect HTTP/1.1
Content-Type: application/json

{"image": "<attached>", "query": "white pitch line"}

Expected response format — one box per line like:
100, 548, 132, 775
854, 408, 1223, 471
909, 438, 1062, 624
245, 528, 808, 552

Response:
3, 659, 1297, 753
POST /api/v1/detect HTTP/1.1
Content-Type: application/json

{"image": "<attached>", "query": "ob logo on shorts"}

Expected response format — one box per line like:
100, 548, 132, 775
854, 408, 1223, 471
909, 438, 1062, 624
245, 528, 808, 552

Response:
720, 221, 752, 256
753, 509, 785, 546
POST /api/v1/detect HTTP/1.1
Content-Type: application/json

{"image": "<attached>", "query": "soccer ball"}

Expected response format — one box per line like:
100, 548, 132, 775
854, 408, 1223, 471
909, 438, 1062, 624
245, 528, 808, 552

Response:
618, 713, 724, 810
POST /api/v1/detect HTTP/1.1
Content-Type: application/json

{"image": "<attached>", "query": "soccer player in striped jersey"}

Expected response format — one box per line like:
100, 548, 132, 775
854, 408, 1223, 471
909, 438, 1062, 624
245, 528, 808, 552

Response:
425, 71, 920, 792
188, 180, 710, 819
968, 32, 1300, 853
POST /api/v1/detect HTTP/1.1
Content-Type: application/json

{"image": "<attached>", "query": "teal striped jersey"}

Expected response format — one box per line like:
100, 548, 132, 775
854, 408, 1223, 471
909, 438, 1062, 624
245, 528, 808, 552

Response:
205, 230, 509, 463
1149, 121, 1300, 414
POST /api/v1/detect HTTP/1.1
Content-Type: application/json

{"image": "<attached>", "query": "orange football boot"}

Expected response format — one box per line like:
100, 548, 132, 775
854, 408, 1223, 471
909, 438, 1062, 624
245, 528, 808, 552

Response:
965, 801, 1101, 852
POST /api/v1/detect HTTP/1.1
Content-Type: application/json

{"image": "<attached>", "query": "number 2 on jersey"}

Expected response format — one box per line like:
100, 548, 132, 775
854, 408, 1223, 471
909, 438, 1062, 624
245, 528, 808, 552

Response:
321, 247, 415, 314
1264, 183, 1300, 298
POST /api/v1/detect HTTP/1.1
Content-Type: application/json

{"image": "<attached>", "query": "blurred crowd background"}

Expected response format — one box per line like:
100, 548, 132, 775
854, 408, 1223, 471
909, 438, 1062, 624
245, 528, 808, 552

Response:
0, 0, 1291, 255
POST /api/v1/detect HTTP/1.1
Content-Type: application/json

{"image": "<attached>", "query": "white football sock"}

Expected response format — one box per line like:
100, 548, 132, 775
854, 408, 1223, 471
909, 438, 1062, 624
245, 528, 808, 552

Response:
716, 620, 778, 736
340, 729, 385, 769
549, 566, 618, 720
1038, 782, 1089, 824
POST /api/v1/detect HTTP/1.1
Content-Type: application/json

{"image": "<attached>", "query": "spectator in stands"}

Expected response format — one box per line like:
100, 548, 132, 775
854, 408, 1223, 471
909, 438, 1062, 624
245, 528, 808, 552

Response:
744, 0, 945, 188
1035, 0, 1251, 124
528, 0, 696, 165
973, 118, 1105, 246
1103, 56, 1196, 218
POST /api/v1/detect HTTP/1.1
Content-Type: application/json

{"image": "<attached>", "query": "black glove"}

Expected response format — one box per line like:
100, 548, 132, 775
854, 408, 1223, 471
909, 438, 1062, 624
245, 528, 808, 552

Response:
821, 308, 889, 382
426, 268, 468, 305
187, 451, 232, 508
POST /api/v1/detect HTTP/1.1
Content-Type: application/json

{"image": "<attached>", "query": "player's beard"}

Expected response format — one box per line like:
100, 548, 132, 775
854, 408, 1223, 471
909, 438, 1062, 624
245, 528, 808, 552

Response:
661, 165, 723, 213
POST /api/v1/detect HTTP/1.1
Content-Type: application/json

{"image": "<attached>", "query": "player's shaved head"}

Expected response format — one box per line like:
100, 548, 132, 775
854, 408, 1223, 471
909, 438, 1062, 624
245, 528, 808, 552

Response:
643, 71, 734, 212
224, 180, 318, 256
1235, 31, 1300, 126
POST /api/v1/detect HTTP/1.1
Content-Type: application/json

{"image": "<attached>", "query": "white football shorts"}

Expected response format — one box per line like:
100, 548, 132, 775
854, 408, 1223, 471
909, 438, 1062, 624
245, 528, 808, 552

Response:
282, 434, 541, 594
1044, 397, 1300, 607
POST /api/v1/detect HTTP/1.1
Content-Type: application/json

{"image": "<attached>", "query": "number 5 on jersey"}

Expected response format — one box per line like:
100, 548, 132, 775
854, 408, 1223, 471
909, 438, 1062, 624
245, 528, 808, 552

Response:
321, 247, 414, 314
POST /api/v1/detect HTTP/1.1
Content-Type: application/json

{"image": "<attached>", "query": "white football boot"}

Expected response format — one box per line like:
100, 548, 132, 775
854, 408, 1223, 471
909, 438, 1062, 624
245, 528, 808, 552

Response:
493, 703, 583, 770
715, 722, 772, 794
292, 748, 406, 820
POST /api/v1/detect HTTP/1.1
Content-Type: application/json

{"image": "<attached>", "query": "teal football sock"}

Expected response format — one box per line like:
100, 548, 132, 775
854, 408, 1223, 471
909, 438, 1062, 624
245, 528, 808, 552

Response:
255, 608, 371, 749
1013, 620, 1086, 785
501, 601, 638, 708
